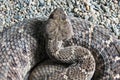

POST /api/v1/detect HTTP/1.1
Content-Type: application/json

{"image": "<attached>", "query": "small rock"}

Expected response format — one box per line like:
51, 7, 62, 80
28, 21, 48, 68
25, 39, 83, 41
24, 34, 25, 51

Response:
118, 36, 120, 39
88, 16, 93, 22
47, 0, 51, 6
5, 18, 11, 23
81, 5, 86, 12
76, 1, 80, 5
86, 5, 90, 11
24, 0, 29, 5
91, 4, 100, 11
71, 0, 75, 4
66, 0, 73, 9
31, 6, 36, 11
13, 14, 19, 19
100, 4, 107, 12
118, 0, 120, 6
73, 8, 79, 13
39, 0, 44, 6
0, 19, 3, 26
112, 0, 118, 4
111, 24, 120, 36
0, 26, 3, 32
0, 0, 4, 2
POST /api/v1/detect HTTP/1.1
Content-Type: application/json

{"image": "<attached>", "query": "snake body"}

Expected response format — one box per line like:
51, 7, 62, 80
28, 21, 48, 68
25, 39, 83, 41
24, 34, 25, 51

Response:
0, 19, 47, 80
0, 8, 120, 80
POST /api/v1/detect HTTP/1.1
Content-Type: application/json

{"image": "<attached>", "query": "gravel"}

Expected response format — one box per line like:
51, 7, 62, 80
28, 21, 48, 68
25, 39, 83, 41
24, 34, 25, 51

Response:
0, 0, 120, 39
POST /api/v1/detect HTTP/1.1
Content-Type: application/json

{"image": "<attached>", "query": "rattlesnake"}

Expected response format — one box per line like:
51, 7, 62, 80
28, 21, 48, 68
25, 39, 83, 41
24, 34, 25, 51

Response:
0, 8, 120, 80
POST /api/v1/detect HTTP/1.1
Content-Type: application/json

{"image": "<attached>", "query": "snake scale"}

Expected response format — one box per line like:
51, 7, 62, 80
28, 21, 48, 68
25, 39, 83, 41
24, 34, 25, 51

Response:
0, 8, 120, 80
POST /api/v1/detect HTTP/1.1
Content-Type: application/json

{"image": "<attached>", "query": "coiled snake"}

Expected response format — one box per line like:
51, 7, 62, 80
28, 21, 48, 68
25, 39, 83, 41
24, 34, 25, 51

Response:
0, 8, 120, 80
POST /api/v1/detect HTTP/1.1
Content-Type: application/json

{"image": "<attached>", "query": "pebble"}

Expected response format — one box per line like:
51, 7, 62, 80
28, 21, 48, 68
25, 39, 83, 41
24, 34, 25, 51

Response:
0, 26, 3, 32
100, 4, 107, 12
74, 8, 79, 13
47, 0, 51, 6
86, 5, 90, 11
39, 0, 45, 6
88, 16, 93, 22
0, 19, 3, 26
66, 0, 73, 9
112, 25, 120, 36
0, 0, 120, 39
119, 1, 120, 6
71, 0, 75, 4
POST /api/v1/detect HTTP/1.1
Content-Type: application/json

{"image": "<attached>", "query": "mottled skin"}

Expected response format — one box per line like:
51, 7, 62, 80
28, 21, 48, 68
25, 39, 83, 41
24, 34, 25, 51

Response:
0, 8, 120, 80
30, 9, 120, 80
45, 8, 95, 80
0, 19, 47, 80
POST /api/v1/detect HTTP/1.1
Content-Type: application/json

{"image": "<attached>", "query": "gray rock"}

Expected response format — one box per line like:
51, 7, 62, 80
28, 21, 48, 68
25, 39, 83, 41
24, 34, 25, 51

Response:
39, 0, 45, 6
100, 4, 107, 13
118, 0, 120, 6
66, 0, 73, 9
0, 26, 3, 32
0, 0, 120, 39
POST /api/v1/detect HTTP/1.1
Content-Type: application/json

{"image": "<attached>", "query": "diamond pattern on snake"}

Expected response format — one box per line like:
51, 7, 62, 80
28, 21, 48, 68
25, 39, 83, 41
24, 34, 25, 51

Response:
0, 8, 120, 80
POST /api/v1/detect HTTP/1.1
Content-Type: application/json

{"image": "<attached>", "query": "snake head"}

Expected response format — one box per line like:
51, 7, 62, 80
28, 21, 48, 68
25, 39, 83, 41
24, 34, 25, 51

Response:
45, 8, 74, 41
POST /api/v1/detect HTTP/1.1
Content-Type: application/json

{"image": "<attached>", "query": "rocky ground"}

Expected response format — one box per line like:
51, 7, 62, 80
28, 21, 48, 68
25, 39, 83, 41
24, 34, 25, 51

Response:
0, 0, 120, 39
